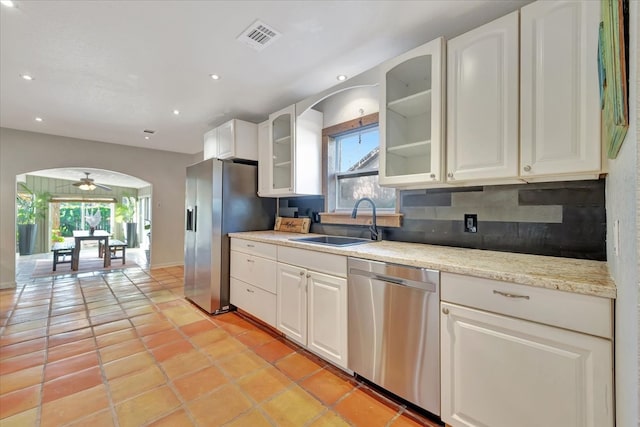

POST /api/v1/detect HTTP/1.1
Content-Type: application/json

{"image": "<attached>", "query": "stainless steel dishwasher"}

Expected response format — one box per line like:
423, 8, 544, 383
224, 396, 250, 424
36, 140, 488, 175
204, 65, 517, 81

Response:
348, 257, 440, 416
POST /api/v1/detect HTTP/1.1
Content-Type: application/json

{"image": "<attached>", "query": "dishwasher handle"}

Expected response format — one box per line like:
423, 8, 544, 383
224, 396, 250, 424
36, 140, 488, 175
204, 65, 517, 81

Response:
349, 267, 437, 293
372, 273, 406, 286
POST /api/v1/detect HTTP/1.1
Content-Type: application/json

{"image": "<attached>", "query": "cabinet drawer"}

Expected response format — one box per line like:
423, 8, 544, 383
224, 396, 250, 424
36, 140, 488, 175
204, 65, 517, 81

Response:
230, 250, 277, 294
231, 238, 277, 260
230, 278, 276, 327
278, 246, 347, 277
441, 272, 612, 339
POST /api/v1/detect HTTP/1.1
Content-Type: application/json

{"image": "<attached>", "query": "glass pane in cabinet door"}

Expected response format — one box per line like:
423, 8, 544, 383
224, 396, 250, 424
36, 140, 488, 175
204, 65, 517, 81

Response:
385, 55, 433, 177
272, 113, 292, 189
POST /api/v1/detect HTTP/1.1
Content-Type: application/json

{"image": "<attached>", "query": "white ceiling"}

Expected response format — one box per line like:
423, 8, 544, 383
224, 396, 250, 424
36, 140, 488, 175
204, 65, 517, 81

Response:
1, 0, 531, 155
26, 167, 150, 189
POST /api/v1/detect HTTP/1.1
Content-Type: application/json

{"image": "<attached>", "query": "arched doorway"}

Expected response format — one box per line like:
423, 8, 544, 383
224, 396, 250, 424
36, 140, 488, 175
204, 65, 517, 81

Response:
15, 167, 152, 279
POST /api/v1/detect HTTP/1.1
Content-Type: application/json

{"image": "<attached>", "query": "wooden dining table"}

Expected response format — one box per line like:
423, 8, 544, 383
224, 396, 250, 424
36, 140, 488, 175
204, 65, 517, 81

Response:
71, 230, 111, 271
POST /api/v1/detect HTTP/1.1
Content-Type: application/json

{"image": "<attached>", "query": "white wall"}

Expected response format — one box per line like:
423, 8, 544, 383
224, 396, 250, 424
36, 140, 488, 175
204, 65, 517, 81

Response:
0, 127, 196, 288
605, 3, 639, 426
316, 85, 380, 128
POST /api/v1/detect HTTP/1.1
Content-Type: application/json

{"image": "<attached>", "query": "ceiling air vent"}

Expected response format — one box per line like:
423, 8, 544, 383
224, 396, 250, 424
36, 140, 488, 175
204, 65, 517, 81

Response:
143, 129, 155, 134
237, 20, 281, 51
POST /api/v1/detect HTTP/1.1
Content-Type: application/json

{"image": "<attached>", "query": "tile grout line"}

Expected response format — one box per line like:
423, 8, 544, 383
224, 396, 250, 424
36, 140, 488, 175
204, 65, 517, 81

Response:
103, 269, 202, 426
38, 278, 56, 427
90, 273, 127, 427
3, 267, 428, 427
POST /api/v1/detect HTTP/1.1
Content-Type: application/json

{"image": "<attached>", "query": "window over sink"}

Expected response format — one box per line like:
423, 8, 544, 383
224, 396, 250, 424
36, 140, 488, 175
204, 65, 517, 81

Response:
328, 122, 396, 212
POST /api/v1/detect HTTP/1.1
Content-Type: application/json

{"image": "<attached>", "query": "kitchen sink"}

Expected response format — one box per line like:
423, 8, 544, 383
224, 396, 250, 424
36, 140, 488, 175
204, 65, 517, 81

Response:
291, 235, 375, 247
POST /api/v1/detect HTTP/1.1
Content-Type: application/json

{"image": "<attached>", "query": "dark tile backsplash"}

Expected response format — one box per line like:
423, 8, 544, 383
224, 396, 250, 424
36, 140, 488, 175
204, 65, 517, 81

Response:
279, 179, 606, 261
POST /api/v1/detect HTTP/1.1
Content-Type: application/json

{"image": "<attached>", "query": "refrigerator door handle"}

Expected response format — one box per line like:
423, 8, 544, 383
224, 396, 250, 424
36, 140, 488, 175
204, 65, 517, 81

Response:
186, 208, 193, 231
194, 206, 197, 232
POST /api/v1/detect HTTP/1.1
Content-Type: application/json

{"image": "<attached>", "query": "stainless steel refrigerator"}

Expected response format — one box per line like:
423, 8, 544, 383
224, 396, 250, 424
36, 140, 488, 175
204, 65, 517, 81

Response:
184, 159, 275, 314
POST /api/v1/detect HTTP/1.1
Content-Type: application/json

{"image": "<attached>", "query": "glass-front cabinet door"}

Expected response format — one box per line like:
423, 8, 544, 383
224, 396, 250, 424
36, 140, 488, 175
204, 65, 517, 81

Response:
269, 105, 295, 193
379, 37, 444, 187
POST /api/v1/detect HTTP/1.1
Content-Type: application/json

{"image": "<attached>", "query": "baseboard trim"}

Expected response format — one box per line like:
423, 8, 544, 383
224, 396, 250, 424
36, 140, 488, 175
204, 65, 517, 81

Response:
0, 281, 17, 289
149, 262, 183, 270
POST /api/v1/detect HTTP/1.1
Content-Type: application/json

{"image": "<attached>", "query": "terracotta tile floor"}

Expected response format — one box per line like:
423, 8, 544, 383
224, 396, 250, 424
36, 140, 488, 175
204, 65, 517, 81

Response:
1, 265, 442, 426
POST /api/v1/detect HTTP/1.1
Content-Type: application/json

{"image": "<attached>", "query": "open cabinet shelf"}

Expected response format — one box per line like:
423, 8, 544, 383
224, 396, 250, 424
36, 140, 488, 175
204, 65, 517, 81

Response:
387, 90, 432, 117
387, 140, 431, 158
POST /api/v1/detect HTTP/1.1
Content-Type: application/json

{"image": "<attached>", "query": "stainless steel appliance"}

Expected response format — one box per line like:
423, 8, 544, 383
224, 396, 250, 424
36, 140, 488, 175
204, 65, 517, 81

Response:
184, 159, 275, 314
347, 257, 440, 415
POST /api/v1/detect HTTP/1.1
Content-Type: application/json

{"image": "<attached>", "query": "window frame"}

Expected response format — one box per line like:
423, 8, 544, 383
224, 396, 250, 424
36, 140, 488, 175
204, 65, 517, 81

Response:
322, 113, 397, 213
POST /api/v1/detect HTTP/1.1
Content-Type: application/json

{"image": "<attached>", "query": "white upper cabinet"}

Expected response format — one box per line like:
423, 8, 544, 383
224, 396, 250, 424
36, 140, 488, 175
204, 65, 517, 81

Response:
447, 11, 520, 183
260, 104, 323, 197
216, 120, 235, 159
257, 120, 270, 197
203, 128, 218, 160
520, 1, 602, 180
203, 119, 258, 161
379, 37, 445, 187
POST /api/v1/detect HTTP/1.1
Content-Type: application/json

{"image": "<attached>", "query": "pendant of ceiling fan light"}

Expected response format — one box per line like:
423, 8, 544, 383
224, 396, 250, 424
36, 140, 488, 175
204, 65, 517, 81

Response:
73, 172, 111, 191
78, 183, 96, 191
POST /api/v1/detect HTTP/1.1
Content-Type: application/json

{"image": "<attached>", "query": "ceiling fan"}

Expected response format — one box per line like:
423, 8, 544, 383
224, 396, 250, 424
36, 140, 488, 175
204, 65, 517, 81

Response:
72, 172, 112, 191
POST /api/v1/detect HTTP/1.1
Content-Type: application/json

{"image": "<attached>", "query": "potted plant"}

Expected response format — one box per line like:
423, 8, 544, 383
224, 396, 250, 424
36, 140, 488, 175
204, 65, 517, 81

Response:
51, 228, 65, 243
16, 183, 50, 255
115, 195, 138, 248
144, 219, 151, 262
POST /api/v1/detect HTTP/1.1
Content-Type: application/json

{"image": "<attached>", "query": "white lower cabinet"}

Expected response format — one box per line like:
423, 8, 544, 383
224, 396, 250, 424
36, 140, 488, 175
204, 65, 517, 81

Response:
276, 261, 348, 368
306, 271, 348, 366
440, 273, 613, 427
230, 279, 276, 327
276, 263, 307, 345
229, 238, 277, 327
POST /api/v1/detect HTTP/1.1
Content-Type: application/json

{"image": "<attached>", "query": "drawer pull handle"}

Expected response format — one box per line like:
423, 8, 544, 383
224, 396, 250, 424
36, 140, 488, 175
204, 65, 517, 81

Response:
246, 244, 255, 248
493, 290, 530, 300
246, 288, 254, 293
246, 259, 254, 263
299, 271, 305, 276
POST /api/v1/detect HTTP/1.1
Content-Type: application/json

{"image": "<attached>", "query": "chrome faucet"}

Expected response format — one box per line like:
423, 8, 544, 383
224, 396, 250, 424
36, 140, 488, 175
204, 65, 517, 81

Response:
351, 197, 382, 241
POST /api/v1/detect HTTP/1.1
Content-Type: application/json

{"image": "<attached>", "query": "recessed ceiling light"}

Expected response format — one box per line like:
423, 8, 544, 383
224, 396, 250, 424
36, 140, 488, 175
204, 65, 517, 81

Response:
1, 1, 15, 8
20, 74, 33, 81
144, 136, 150, 140
336, 74, 348, 81
173, 109, 180, 115
210, 74, 220, 80
35, 117, 43, 122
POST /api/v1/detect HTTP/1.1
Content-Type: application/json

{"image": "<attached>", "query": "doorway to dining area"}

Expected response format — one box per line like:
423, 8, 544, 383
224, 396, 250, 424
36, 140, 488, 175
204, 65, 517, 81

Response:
15, 168, 152, 280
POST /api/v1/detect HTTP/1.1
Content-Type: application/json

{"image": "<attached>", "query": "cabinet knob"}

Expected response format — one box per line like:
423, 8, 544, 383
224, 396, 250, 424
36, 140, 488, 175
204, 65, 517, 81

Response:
306, 274, 311, 278
447, 172, 454, 179
246, 259, 254, 263
523, 165, 532, 172
430, 173, 436, 179
442, 307, 449, 315
246, 288, 254, 293
299, 271, 305, 276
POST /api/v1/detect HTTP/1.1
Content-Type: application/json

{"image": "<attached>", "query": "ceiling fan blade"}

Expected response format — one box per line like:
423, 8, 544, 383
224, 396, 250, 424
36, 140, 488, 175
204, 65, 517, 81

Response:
94, 183, 112, 191
72, 182, 82, 187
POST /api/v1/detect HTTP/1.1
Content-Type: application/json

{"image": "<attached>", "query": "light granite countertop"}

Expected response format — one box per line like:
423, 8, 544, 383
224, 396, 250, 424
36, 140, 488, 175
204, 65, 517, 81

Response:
228, 231, 616, 299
